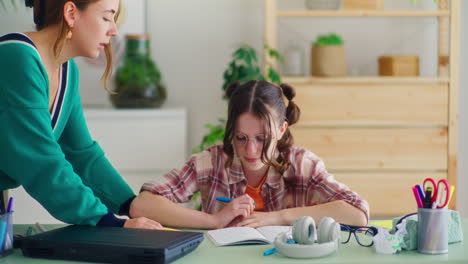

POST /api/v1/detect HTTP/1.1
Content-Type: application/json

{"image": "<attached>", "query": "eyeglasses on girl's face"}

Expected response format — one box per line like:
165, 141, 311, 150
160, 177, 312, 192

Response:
340, 224, 378, 247
233, 135, 265, 148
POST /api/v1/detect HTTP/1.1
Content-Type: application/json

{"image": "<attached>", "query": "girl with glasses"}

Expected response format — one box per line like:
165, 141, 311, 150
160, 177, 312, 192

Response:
132, 80, 369, 229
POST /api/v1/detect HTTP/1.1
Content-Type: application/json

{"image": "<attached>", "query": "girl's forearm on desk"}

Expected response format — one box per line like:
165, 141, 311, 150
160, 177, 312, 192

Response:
130, 191, 217, 229
279, 200, 368, 226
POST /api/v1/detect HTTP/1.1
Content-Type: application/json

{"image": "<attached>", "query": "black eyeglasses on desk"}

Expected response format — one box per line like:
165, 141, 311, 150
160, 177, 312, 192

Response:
340, 224, 378, 247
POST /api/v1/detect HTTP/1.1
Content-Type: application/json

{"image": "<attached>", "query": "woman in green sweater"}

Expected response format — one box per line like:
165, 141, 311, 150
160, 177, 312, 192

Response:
0, 0, 162, 229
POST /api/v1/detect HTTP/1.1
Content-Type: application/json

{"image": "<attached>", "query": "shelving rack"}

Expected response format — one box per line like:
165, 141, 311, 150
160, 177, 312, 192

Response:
264, 0, 459, 217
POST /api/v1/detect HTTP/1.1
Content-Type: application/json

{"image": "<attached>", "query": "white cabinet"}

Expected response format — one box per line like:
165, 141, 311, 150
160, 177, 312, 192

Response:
11, 108, 187, 224
84, 108, 188, 193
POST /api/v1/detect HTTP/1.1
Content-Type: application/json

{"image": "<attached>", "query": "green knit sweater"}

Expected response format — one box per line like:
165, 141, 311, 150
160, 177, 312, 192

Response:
0, 33, 134, 225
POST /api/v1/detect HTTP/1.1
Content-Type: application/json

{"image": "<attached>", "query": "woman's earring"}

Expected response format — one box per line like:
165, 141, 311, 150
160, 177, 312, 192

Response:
67, 24, 74, 39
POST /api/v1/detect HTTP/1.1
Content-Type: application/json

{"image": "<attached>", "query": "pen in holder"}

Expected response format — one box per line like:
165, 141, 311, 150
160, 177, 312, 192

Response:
0, 211, 13, 257
417, 208, 449, 254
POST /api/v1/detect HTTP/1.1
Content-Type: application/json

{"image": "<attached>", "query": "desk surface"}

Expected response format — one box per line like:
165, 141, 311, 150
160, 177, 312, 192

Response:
2, 220, 467, 264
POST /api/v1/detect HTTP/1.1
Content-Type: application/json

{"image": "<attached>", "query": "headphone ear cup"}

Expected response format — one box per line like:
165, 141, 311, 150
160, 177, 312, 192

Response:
292, 216, 316, 245
317, 217, 339, 243
275, 216, 340, 259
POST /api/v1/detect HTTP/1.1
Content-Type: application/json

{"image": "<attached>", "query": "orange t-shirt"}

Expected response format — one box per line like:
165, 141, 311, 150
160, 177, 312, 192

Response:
245, 174, 268, 211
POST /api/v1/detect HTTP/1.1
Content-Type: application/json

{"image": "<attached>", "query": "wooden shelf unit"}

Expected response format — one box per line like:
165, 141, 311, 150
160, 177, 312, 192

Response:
264, 0, 460, 218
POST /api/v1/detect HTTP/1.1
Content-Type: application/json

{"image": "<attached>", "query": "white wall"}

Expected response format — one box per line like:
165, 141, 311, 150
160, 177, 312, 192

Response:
145, 0, 263, 154
0, 0, 467, 218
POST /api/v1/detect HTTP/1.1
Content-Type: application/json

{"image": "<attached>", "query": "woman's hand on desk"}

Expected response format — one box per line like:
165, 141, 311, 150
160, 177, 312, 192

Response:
124, 217, 164, 230
211, 195, 255, 228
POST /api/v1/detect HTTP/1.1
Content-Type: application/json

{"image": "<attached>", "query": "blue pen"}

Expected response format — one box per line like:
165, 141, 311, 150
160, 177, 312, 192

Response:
415, 185, 425, 201
216, 197, 256, 205
263, 240, 295, 256
216, 197, 233, 203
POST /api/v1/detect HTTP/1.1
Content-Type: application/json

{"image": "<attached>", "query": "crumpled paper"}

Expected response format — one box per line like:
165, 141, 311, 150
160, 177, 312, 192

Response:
372, 218, 409, 254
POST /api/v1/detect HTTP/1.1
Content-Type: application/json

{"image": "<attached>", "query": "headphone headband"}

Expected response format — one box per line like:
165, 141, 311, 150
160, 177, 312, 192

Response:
274, 216, 340, 259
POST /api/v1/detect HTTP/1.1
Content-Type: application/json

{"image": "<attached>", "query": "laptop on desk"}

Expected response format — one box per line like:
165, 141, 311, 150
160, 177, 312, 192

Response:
20, 225, 204, 264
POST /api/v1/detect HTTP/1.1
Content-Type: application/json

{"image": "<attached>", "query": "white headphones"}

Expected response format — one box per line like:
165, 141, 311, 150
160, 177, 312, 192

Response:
274, 216, 340, 258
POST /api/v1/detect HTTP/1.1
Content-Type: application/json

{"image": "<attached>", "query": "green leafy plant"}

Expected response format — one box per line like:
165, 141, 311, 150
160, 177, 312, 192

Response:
194, 44, 283, 153
222, 44, 283, 97
111, 36, 167, 108
192, 120, 226, 154
115, 55, 163, 89
313, 33, 344, 46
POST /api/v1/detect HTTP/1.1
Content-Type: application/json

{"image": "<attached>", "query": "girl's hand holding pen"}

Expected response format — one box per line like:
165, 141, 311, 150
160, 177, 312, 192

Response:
212, 194, 256, 228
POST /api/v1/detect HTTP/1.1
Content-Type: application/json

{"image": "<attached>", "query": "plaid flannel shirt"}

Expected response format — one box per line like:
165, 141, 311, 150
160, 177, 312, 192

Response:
141, 145, 369, 221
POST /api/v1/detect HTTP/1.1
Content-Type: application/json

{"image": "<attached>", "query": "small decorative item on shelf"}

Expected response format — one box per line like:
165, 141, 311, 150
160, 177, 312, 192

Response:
305, 0, 341, 10
378, 55, 420, 76
111, 34, 167, 108
311, 33, 347, 77
342, 0, 383, 10
283, 41, 305, 76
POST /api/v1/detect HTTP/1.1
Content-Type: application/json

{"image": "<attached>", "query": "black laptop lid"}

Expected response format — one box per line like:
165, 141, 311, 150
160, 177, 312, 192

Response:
21, 225, 204, 264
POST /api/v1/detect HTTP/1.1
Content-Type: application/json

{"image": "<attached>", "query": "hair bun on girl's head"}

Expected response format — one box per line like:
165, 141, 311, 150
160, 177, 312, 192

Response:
225, 81, 241, 99
25, 0, 34, 8
280, 83, 296, 101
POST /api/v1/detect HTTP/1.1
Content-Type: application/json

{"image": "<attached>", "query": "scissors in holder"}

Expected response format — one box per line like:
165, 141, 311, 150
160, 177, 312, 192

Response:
423, 178, 450, 209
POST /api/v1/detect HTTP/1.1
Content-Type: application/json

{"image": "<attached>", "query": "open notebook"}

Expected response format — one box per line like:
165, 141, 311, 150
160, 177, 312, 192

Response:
207, 226, 290, 246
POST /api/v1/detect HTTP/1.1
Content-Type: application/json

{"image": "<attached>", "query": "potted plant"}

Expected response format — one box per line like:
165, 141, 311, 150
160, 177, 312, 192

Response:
192, 121, 226, 154
222, 44, 282, 95
311, 33, 347, 77
111, 34, 166, 108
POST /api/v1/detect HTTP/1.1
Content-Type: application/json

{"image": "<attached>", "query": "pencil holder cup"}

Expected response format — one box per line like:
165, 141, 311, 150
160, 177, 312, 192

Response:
0, 211, 13, 257
417, 208, 449, 254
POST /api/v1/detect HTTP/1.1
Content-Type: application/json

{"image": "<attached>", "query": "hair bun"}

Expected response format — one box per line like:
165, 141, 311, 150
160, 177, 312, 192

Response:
225, 81, 241, 99
25, 0, 34, 8
280, 83, 296, 101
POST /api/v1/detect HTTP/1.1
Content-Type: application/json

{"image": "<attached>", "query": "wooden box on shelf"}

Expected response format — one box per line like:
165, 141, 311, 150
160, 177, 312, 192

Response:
378, 55, 420, 76
342, 0, 384, 10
